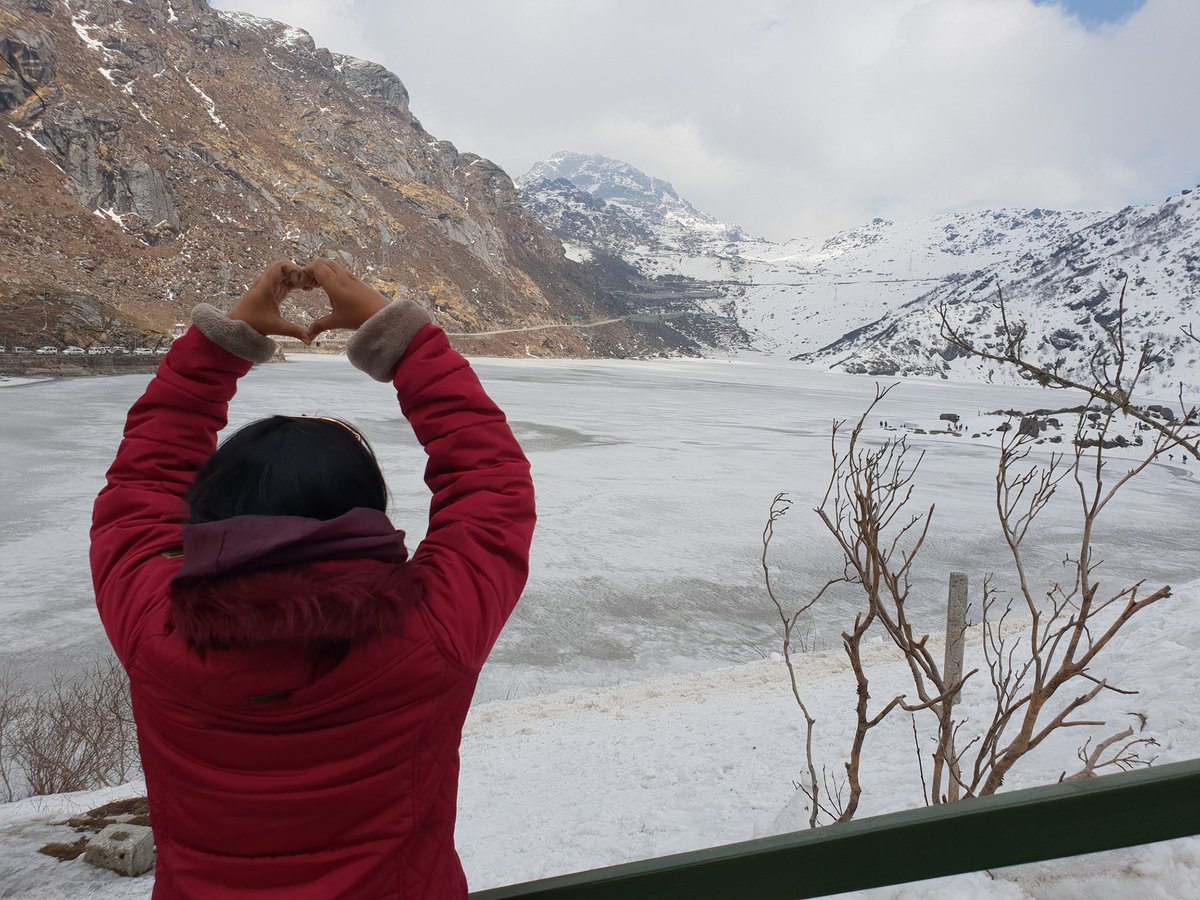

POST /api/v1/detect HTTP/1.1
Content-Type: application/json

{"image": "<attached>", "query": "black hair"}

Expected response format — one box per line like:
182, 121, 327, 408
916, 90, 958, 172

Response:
186, 416, 389, 523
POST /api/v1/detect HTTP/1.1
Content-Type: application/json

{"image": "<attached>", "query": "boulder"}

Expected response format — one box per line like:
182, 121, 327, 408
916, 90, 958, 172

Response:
83, 823, 155, 877
1018, 416, 1041, 438
333, 53, 410, 115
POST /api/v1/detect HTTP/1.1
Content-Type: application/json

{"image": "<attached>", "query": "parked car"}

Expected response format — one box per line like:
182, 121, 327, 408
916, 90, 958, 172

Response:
154, 347, 169, 355
63, 346, 86, 355
110, 347, 127, 354
133, 347, 155, 356
13, 346, 31, 354
36, 346, 59, 355
0, 347, 5, 353
88, 346, 109, 355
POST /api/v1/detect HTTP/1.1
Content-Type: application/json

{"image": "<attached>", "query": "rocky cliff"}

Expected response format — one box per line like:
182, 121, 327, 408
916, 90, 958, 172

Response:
0, 0, 667, 356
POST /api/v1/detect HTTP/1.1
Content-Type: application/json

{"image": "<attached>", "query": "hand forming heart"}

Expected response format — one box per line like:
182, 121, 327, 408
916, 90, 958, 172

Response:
227, 260, 315, 344
227, 258, 391, 345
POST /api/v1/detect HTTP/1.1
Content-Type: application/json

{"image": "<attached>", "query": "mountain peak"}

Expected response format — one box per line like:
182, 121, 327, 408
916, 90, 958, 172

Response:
518, 151, 747, 249
519, 151, 686, 207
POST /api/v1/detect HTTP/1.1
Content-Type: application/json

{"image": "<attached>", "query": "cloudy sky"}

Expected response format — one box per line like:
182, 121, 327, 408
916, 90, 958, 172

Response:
213, 0, 1197, 241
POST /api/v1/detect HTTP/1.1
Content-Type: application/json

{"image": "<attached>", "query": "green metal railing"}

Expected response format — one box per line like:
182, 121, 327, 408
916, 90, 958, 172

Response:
471, 759, 1200, 899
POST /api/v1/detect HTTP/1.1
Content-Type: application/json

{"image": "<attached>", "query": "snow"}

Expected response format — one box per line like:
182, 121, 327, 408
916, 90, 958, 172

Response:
1, 585, 1197, 896
563, 242, 593, 263
92, 207, 128, 227
0, 357, 1196, 895
280, 25, 313, 49
6, 123, 51, 154
216, 10, 275, 31
182, 74, 227, 131
69, 9, 116, 61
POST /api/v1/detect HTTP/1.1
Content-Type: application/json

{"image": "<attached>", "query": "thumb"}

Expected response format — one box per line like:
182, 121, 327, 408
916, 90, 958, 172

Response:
307, 313, 340, 342
276, 318, 312, 345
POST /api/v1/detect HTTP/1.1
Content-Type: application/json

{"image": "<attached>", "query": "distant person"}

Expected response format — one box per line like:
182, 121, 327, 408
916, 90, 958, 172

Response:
91, 259, 536, 898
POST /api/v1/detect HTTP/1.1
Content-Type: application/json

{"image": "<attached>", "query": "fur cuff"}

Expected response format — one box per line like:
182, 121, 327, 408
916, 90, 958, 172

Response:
346, 300, 435, 382
191, 304, 278, 363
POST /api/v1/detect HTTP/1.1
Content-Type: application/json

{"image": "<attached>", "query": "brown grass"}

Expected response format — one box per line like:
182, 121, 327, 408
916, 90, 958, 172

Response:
38, 837, 89, 862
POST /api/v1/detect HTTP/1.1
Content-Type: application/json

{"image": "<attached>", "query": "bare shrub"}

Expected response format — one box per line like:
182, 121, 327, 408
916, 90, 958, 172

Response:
0, 655, 140, 801
0, 664, 24, 802
765, 367, 1189, 824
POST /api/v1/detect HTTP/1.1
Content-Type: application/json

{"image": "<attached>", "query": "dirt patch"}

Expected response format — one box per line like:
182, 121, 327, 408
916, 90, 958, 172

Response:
37, 795, 152, 862
38, 836, 89, 862
62, 796, 151, 833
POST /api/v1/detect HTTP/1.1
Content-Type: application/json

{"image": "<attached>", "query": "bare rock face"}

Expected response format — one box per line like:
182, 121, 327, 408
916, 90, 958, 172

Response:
37, 107, 178, 225
0, 0, 669, 357
0, 27, 55, 112
333, 53, 409, 115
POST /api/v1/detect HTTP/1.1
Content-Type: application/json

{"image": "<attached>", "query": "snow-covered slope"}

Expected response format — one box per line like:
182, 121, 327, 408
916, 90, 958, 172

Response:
637, 208, 1108, 357
517, 150, 748, 252
516, 153, 1120, 360
801, 186, 1200, 396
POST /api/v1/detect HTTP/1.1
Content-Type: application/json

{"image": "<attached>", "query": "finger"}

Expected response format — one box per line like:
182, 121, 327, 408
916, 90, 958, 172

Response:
296, 268, 319, 291
304, 259, 337, 287
264, 259, 296, 283
268, 261, 302, 303
279, 262, 303, 287
305, 262, 362, 308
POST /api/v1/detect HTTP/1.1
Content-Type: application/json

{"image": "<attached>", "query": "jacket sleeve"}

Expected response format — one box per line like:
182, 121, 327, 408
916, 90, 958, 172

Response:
90, 308, 268, 662
349, 303, 536, 671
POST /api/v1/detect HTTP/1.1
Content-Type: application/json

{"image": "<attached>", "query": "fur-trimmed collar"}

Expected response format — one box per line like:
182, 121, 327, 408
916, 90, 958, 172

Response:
169, 560, 417, 654
167, 508, 414, 653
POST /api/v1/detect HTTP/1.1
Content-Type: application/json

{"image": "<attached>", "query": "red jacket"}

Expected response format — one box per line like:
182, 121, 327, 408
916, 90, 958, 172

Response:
91, 323, 535, 898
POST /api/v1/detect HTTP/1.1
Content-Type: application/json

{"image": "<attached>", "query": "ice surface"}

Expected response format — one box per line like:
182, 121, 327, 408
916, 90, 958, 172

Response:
1, 356, 1196, 704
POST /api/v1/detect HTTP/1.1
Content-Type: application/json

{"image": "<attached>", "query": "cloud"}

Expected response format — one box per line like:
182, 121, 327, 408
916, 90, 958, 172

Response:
212, 0, 1199, 240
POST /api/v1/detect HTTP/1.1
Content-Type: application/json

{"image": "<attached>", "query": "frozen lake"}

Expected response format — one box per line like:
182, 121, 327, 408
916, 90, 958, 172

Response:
1, 354, 1197, 701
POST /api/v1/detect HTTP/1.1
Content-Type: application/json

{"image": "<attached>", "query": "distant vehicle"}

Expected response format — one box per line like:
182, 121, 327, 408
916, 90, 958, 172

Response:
0, 347, 5, 353
154, 347, 169, 355
36, 346, 58, 355
133, 347, 155, 356
63, 346, 86, 355
110, 347, 128, 354
13, 346, 32, 354
88, 346, 109, 355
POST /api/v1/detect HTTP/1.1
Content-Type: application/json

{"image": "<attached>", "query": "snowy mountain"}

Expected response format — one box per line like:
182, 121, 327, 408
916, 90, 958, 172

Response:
517, 175, 662, 254
517, 151, 1120, 362
801, 186, 1200, 396
640, 208, 1110, 357
517, 150, 748, 253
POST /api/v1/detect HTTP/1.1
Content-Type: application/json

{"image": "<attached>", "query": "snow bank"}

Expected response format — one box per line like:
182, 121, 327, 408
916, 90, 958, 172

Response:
3, 581, 1196, 896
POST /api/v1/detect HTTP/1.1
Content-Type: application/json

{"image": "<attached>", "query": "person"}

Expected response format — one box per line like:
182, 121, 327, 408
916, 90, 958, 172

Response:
90, 259, 536, 898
